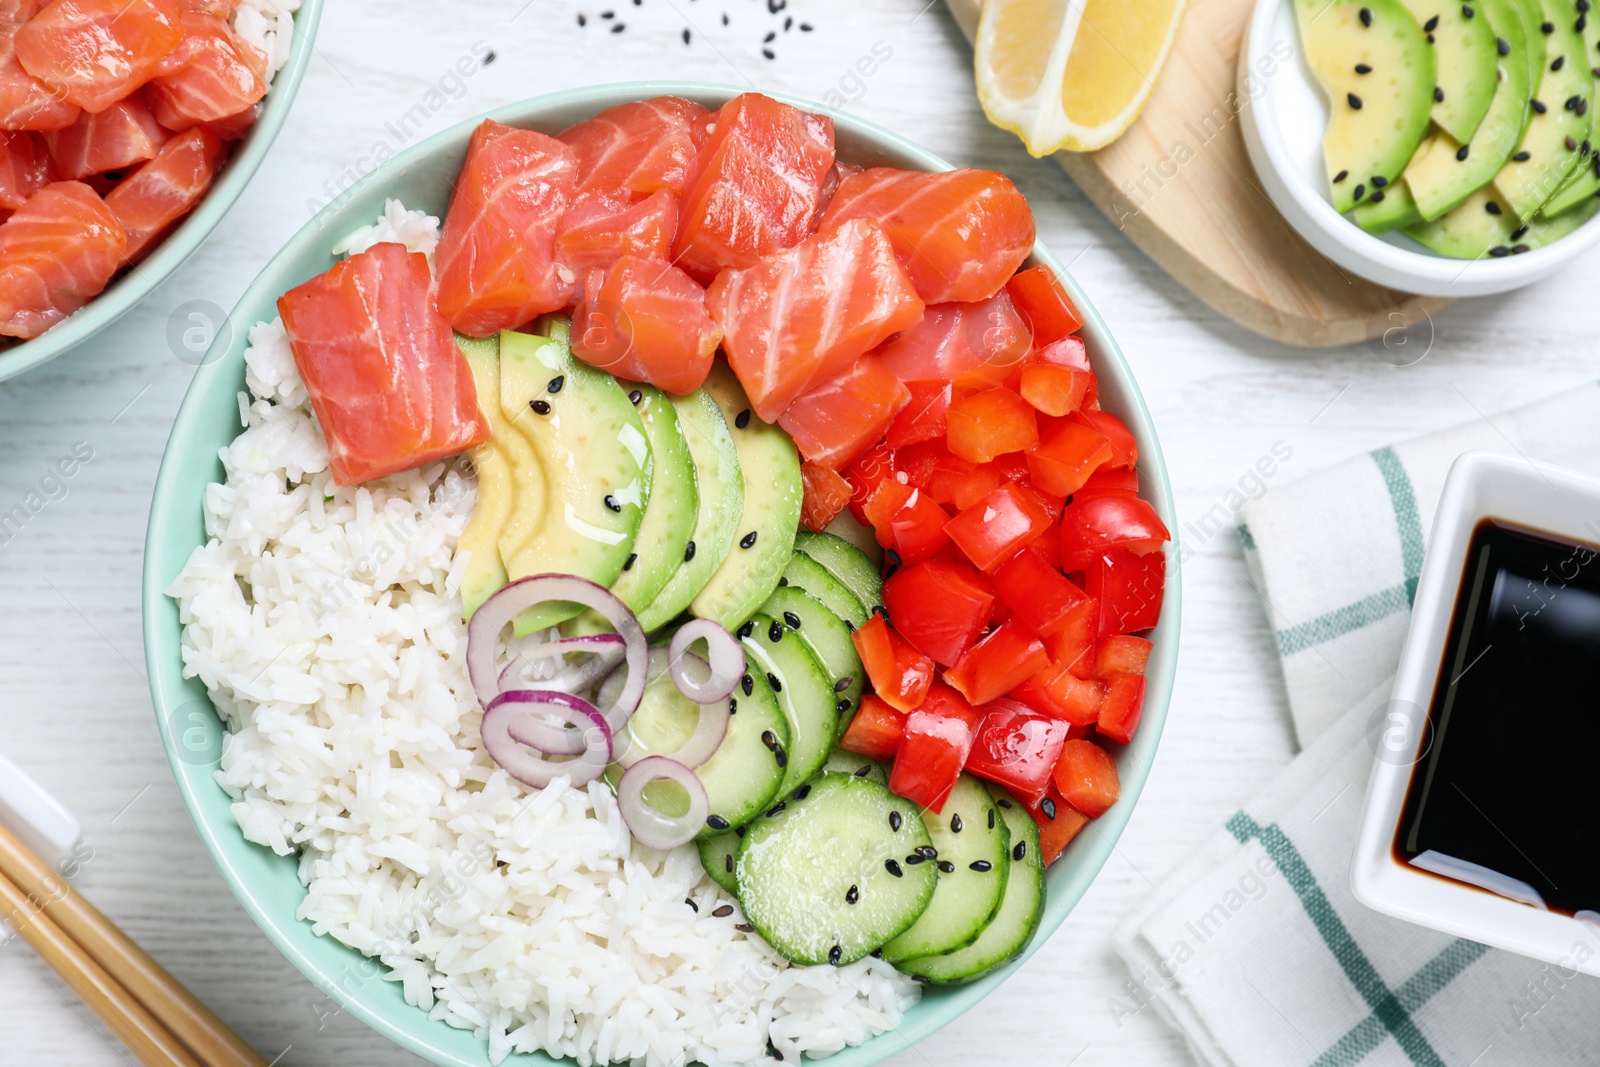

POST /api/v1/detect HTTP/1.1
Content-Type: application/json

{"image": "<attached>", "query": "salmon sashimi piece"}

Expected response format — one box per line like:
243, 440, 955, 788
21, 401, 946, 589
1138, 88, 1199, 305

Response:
871, 291, 1031, 384
42, 94, 165, 179
673, 92, 836, 282
707, 218, 924, 422
145, 12, 265, 131
554, 186, 675, 277
0, 179, 125, 338
571, 254, 720, 395
0, 23, 80, 130
0, 0, 43, 21
779, 352, 912, 471
818, 167, 1035, 305
0, 128, 51, 209
558, 95, 709, 201
277, 241, 492, 486
179, 0, 238, 16
434, 119, 579, 337
104, 124, 221, 261
14, 0, 184, 114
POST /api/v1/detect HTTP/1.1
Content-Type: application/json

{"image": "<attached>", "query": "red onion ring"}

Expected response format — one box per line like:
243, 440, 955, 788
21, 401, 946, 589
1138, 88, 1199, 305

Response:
613, 653, 731, 770
499, 633, 626, 693
481, 689, 611, 789
667, 618, 745, 704
615, 756, 710, 850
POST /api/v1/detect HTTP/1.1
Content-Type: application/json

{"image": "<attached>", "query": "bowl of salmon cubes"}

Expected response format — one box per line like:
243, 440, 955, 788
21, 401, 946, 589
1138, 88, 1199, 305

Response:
145, 81, 1179, 1067
0, 0, 321, 381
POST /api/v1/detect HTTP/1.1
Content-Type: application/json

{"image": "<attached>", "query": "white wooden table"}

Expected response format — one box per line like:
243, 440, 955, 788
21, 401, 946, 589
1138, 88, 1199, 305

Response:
3, 1, 1597, 1063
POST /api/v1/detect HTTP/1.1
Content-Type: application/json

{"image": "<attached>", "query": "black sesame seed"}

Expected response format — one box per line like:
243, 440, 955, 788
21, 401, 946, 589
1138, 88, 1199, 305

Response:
577, 12, 586, 24
1568, 135, 1580, 150
937, 860, 956, 874
547, 375, 564, 393
916, 845, 938, 860
1580, 14, 1589, 30
783, 610, 802, 629
845, 884, 859, 904
890, 811, 902, 831
767, 1041, 784, 1062
1543, 20, 1556, 32
836, 699, 851, 712
761, 729, 779, 750
885, 859, 903, 877
1512, 243, 1531, 254
1511, 224, 1530, 240
628, 389, 643, 404
777, 577, 788, 586
951, 813, 963, 833
682, 27, 691, 43
988, 809, 996, 829
774, 745, 787, 768
1533, 98, 1548, 113
800, 21, 812, 30
1462, 3, 1474, 16
728, 698, 737, 714
1434, 86, 1445, 102
736, 825, 746, 838
1582, 0, 1591, 11
912, 975, 931, 986
970, 860, 995, 873
1486, 200, 1503, 215
1333, 169, 1349, 183
1581, 100, 1591, 116
1042, 797, 1058, 820
604, 494, 621, 512
768, 620, 783, 642
684, 540, 697, 562
611, 22, 625, 32
686, 897, 699, 912
707, 814, 730, 830
721, 11, 728, 23
1554, 55, 1568, 71
738, 620, 754, 639
1355, 62, 1372, 73
1457, 144, 1471, 161
997, 798, 1013, 809
735, 923, 754, 933
766, 801, 786, 817
1567, 94, 1581, 110
762, 47, 775, 59
1354, 182, 1367, 200
1428, 32, 1435, 41
844, 619, 855, 632
1372, 174, 1388, 187
1499, 36, 1511, 55
1360, 6, 1372, 25
853, 764, 872, 777
742, 674, 754, 696
870, 948, 882, 958
740, 531, 758, 549
712, 904, 734, 917
1489, 245, 1511, 257
828, 944, 842, 965
763, 30, 775, 41
905, 853, 925, 865
623, 552, 637, 571
1514, 150, 1532, 161
834, 677, 853, 692
766, 671, 782, 693
1371, 190, 1387, 203
1013, 841, 1027, 862
725, 854, 734, 873
530, 399, 551, 415
1348, 92, 1364, 109
1424, 13, 1439, 30
735, 408, 751, 429
793, 784, 811, 801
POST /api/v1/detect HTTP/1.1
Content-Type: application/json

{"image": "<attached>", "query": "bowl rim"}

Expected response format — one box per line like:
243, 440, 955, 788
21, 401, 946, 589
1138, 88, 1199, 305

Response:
141, 80, 1181, 1067
0, 0, 326, 384
1240, 0, 1600, 298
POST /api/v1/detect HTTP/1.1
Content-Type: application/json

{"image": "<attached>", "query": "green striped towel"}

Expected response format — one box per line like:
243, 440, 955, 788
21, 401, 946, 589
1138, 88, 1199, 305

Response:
1239, 385, 1600, 746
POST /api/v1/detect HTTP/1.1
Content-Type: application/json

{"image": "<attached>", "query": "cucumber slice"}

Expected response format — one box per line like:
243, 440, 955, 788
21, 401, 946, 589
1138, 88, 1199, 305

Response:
759, 585, 865, 727
821, 749, 888, 785
735, 773, 937, 966
898, 785, 1045, 984
780, 552, 868, 629
880, 774, 1011, 963
739, 613, 839, 795
698, 828, 745, 895
794, 531, 883, 614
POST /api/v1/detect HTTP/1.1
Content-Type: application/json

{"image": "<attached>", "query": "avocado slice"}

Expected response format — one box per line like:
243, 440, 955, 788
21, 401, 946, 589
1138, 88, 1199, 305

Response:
497, 328, 652, 634
689, 362, 802, 630
1293, 0, 1437, 213
635, 389, 746, 633
456, 334, 512, 619
1496, 0, 1591, 217
1539, 0, 1600, 215
1351, 173, 1425, 230
1398, 0, 1502, 142
1406, 179, 1597, 252
609, 384, 697, 613
1509, 0, 1548, 86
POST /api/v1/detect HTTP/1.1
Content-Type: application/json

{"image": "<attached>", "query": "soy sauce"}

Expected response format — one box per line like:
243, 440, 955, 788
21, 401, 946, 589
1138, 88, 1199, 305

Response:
1395, 519, 1600, 916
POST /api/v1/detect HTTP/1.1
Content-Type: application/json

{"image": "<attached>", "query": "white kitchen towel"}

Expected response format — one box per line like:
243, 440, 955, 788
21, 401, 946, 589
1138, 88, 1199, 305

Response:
1236, 382, 1600, 747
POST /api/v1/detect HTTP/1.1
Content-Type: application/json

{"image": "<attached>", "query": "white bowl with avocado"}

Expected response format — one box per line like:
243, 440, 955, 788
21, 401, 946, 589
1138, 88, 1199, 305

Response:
1241, 0, 1600, 296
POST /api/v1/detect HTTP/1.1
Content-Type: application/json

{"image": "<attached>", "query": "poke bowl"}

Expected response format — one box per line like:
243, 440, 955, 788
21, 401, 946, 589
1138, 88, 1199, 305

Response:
143, 81, 1180, 1067
0, 0, 323, 382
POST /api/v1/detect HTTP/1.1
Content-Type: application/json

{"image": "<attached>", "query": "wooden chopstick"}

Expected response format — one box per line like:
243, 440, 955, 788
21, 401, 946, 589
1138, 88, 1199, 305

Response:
0, 818, 266, 1067
0, 864, 205, 1067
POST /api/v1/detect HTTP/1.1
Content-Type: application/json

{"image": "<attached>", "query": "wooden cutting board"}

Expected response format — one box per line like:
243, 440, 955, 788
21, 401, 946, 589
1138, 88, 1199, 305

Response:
943, 0, 1452, 348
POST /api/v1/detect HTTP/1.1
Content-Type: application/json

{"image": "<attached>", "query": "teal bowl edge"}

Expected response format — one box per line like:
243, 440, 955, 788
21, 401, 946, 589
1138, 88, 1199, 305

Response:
142, 80, 1181, 1067
0, 0, 326, 383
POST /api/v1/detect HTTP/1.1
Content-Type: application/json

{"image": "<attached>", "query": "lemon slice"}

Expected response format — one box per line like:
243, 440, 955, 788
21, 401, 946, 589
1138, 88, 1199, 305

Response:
975, 0, 1188, 155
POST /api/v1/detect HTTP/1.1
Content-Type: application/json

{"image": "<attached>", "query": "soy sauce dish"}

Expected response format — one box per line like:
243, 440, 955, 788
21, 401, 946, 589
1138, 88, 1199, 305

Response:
1355, 451, 1600, 972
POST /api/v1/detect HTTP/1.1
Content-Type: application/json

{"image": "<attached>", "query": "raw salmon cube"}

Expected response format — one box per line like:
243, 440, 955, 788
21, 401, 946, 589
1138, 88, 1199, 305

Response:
554, 186, 675, 277
871, 292, 1031, 384
0, 129, 51, 210
104, 125, 223, 262
571, 254, 720, 396
0, 22, 79, 131
14, 0, 183, 114
779, 353, 912, 471
558, 95, 709, 201
145, 12, 266, 131
43, 95, 166, 180
0, 180, 126, 339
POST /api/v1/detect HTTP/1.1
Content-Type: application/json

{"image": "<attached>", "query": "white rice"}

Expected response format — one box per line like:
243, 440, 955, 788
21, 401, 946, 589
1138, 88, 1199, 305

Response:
232, 0, 299, 81
167, 205, 921, 1066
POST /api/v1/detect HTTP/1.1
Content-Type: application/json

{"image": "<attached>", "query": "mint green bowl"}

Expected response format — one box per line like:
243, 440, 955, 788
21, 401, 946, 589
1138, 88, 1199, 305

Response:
143, 82, 1180, 1066
0, 0, 324, 383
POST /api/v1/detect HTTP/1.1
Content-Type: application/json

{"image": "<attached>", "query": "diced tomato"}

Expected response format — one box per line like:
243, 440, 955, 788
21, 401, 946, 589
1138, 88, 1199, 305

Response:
1076, 466, 1139, 499
276, 242, 492, 486
945, 619, 1049, 706
888, 684, 983, 813
1097, 672, 1147, 745
799, 460, 852, 532
42, 95, 165, 181
964, 699, 1071, 804
571, 255, 720, 395
1027, 418, 1113, 499
843, 441, 895, 525
1005, 265, 1082, 348
871, 292, 1030, 384
882, 559, 995, 666
1084, 548, 1166, 635
1071, 408, 1138, 469
1011, 662, 1104, 726
886, 379, 952, 449
554, 187, 676, 276
839, 693, 906, 760
1028, 782, 1091, 866
779, 352, 910, 470
925, 453, 1001, 511
1043, 598, 1099, 678
1095, 634, 1152, 677
944, 482, 1053, 572
1052, 739, 1120, 818
991, 550, 1090, 636
103, 125, 223, 263
0, 130, 51, 211
946, 387, 1038, 464
1058, 493, 1170, 570
886, 488, 952, 566
852, 613, 935, 713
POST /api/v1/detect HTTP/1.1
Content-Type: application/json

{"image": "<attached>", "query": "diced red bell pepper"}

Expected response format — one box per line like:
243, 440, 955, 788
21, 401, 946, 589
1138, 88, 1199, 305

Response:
1097, 672, 1147, 745
893, 438, 950, 491
1005, 265, 1083, 348
839, 693, 906, 760
1095, 634, 1152, 677
888, 684, 983, 813
862, 479, 913, 547
1058, 493, 1170, 570
851, 614, 935, 713
964, 698, 1071, 804
944, 482, 1054, 572
799, 460, 853, 532
1023, 527, 1062, 569
1011, 662, 1104, 725
1053, 738, 1121, 817
883, 559, 995, 666
1034, 334, 1090, 370
926, 453, 1003, 511
1027, 782, 1092, 866
1085, 548, 1166, 635
843, 442, 896, 525
991, 550, 1091, 636
878, 487, 952, 566
1019, 362, 1091, 418
946, 619, 1049, 706
1075, 466, 1139, 499
1043, 599, 1099, 678
886, 379, 953, 450
1070, 409, 1138, 469
946, 387, 1039, 464
1028, 419, 1114, 499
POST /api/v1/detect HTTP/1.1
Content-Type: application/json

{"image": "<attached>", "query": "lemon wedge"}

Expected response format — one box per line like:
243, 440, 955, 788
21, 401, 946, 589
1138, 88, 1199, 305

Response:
975, 0, 1188, 155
